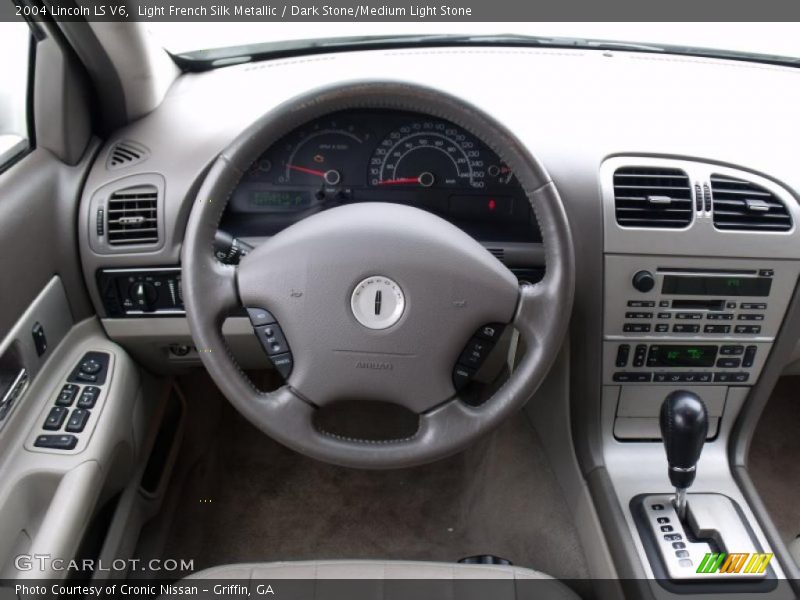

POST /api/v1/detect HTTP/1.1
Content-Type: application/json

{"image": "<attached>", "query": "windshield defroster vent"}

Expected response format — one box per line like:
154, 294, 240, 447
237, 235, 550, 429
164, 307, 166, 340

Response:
107, 141, 149, 169
711, 175, 792, 232
106, 186, 159, 246
613, 167, 693, 229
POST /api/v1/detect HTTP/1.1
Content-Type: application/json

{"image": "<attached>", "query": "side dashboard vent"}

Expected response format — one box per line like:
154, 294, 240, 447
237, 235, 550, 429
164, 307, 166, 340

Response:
107, 140, 149, 169
106, 185, 159, 246
711, 175, 792, 232
613, 167, 693, 228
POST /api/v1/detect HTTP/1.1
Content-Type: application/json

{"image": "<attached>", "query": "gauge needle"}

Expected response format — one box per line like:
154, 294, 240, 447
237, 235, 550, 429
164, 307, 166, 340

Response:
288, 164, 326, 177
289, 164, 342, 185
377, 177, 420, 185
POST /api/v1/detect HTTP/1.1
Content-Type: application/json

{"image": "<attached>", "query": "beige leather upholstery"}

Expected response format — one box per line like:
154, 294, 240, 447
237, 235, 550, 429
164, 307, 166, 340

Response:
183, 560, 579, 599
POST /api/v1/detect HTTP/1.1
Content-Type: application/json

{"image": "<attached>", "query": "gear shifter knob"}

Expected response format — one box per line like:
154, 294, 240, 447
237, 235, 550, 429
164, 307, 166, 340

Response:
660, 390, 708, 490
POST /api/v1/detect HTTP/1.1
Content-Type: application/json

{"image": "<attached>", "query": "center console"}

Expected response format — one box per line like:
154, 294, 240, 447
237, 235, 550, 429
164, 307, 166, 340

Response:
599, 156, 800, 596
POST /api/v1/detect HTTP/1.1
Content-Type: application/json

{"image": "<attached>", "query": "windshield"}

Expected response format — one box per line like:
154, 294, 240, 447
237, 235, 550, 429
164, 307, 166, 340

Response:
149, 22, 800, 63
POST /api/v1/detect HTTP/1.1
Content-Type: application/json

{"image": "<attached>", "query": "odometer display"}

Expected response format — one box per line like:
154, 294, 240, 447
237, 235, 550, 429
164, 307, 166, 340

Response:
251, 190, 311, 210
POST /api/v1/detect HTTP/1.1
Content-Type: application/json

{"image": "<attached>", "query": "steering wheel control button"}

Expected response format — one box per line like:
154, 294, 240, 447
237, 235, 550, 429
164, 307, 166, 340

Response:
34, 434, 78, 450
475, 323, 505, 342
459, 338, 493, 368
68, 352, 110, 385
452, 364, 475, 391
65, 409, 91, 433
56, 384, 79, 407
247, 307, 277, 327
43, 406, 68, 431
269, 353, 294, 379
255, 324, 290, 356
77, 387, 101, 409
350, 276, 405, 330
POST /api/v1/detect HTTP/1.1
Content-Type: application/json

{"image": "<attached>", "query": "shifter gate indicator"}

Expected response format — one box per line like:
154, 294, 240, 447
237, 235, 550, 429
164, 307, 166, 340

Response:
350, 276, 405, 330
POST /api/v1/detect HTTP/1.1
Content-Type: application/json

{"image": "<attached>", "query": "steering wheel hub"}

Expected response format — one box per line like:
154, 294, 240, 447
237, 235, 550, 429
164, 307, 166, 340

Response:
350, 275, 406, 330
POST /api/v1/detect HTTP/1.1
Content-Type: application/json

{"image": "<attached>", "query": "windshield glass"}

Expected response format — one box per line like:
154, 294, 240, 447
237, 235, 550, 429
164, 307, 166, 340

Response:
149, 23, 800, 62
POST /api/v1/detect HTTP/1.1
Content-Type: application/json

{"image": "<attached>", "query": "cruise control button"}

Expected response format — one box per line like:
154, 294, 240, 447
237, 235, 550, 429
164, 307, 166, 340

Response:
43, 406, 68, 431
246, 307, 276, 327
459, 338, 493, 368
453, 364, 475, 391
255, 324, 290, 356
269, 352, 293, 379
65, 409, 91, 433
34, 434, 77, 450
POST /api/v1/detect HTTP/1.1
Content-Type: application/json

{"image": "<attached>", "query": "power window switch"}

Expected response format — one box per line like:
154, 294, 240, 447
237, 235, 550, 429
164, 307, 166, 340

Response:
43, 406, 68, 431
77, 386, 100, 409
34, 434, 77, 450
55, 384, 79, 407
65, 409, 90, 433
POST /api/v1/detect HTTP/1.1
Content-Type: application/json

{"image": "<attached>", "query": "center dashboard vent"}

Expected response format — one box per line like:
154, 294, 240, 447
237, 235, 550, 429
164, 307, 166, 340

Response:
613, 167, 693, 228
106, 185, 159, 246
711, 175, 792, 232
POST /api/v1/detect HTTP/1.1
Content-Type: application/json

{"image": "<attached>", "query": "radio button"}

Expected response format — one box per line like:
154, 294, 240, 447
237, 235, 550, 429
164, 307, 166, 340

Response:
628, 300, 655, 308
720, 345, 744, 355
759, 269, 774, 277
657, 312, 671, 319
673, 324, 700, 333
676, 312, 703, 320
707, 313, 734, 321
740, 303, 767, 310
726, 302, 737, 309
659, 300, 670, 308
735, 325, 762, 334
625, 312, 653, 319
623, 323, 651, 333
704, 325, 731, 334
738, 314, 764, 321
655, 324, 669, 333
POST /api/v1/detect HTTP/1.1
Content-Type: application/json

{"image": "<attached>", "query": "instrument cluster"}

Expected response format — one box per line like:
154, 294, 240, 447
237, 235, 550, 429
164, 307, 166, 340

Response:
223, 109, 539, 242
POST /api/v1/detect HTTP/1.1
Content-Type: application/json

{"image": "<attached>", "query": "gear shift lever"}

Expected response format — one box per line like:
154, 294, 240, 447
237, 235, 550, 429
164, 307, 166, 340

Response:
659, 390, 708, 520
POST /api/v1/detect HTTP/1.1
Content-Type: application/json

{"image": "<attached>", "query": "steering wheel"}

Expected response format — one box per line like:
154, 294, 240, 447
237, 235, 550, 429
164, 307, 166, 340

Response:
181, 81, 574, 469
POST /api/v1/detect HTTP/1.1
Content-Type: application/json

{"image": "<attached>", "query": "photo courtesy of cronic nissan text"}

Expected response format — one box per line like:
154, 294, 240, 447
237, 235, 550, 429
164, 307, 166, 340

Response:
0, 2, 799, 599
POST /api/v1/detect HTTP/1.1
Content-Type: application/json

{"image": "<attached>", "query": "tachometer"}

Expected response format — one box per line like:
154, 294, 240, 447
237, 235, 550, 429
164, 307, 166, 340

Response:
369, 120, 486, 189
273, 118, 369, 188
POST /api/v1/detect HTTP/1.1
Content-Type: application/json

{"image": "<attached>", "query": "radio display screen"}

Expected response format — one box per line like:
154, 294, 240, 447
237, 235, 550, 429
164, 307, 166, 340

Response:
647, 345, 718, 368
662, 275, 772, 297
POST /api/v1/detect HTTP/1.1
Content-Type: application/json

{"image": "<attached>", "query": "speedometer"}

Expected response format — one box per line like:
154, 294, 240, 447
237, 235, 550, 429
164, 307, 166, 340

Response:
369, 120, 486, 189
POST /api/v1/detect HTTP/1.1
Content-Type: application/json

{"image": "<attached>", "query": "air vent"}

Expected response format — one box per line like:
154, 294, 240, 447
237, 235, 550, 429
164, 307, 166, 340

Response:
613, 167, 693, 228
487, 247, 505, 262
106, 140, 148, 169
106, 186, 159, 246
711, 175, 792, 232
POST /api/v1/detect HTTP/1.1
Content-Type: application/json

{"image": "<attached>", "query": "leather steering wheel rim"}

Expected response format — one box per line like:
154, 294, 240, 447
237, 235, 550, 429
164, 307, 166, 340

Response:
181, 81, 575, 469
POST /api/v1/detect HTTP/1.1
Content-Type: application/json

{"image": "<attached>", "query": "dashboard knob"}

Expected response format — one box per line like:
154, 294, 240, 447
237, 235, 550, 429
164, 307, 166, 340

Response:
632, 270, 656, 293
129, 281, 158, 311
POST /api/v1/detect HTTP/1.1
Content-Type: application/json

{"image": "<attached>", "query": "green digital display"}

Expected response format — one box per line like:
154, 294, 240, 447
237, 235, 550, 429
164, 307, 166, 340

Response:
662, 275, 771, 297
251, 191, 311, 210
649, 345, 718, 367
